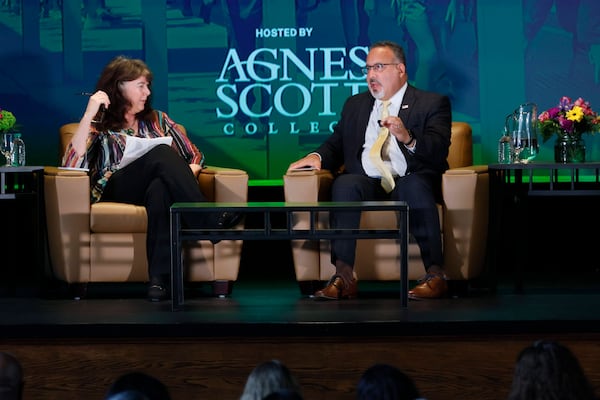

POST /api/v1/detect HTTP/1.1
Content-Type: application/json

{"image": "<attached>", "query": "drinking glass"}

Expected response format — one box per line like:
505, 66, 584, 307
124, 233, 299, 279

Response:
0, 133, 15, 167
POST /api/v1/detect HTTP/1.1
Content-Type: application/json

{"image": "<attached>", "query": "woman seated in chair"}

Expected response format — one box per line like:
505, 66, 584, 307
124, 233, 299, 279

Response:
62, 55, 240, 302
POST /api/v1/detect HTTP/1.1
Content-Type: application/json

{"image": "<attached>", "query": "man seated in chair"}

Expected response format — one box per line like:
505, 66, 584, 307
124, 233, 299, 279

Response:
287, 40, 451, 300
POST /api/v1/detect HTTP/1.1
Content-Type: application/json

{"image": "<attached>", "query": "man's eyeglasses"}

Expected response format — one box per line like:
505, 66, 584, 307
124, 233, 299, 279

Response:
361, 63, 400, 74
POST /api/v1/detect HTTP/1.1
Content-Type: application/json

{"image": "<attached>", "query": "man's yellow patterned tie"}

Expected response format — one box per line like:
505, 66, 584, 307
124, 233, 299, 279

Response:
369, 100, 395, 193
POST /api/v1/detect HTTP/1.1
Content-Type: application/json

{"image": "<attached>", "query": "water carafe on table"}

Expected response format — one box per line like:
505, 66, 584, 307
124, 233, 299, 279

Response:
12, 133, 25, 166
506, 102, 539, 164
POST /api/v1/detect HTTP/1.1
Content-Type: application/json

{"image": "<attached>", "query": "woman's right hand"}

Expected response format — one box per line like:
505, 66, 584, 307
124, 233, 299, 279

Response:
72, 90, 111, 157
84, 90, 110, 121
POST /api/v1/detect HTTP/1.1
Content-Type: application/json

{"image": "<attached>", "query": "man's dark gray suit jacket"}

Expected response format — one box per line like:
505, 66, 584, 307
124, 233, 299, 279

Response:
315, 84, 452, 180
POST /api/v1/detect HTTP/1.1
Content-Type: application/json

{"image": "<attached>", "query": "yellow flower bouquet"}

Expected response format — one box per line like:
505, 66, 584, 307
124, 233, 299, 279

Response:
538, 96, 600, 142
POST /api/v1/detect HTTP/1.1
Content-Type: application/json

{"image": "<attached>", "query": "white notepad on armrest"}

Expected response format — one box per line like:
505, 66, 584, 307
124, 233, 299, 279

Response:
119, 136, 173, 169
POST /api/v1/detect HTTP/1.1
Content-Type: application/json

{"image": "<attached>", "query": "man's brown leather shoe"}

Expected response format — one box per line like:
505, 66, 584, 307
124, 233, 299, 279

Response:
313, 275, 358, 300
408, 273, 448, 299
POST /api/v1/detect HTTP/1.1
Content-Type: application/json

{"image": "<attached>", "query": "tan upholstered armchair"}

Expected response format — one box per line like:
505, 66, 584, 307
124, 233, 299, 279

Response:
44, 123, 248, 298
283, 122, 489, 295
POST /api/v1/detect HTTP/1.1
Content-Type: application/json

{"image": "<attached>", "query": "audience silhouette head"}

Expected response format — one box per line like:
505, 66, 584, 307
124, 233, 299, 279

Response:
240, 359, 302, 400
0, 351, 23, 400
356, 363, 422, 400
105, 371, 171, 400
507, 339, 596, 400
105, 390, 150, 400
263, 388, 304, 400
0, 352, 23, 400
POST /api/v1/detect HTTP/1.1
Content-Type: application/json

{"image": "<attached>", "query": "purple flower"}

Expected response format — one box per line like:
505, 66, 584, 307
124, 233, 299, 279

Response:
558, 117, 574, 133
547, 107, 561, 119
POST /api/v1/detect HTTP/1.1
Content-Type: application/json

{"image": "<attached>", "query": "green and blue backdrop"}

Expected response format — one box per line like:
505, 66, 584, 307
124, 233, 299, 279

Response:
1, 0, 599, 183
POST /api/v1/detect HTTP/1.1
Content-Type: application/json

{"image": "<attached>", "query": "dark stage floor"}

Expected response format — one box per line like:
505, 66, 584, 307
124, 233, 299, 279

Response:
4, 269, 600, 400
2, 270, 600, 339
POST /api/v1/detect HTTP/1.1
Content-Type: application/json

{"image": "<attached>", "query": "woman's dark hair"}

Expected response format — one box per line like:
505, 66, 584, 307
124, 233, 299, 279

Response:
507, 340, 597, 400
94, 56, 154, 131
356, 363, 420, 400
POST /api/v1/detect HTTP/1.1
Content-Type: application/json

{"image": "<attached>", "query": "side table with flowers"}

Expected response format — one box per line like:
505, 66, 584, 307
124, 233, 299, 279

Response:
538, 96, 600, 163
